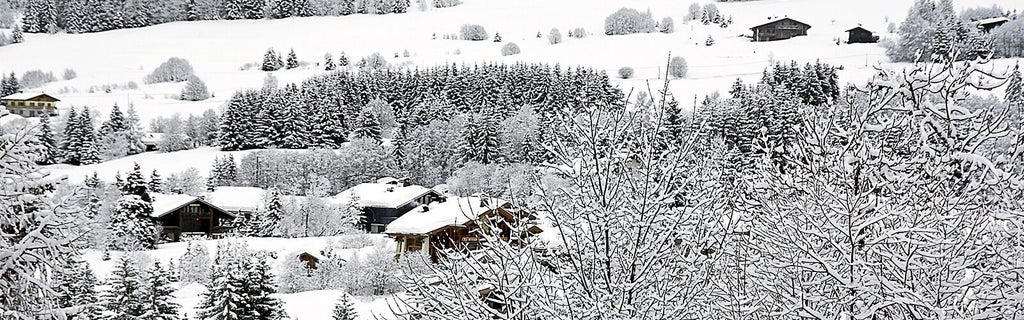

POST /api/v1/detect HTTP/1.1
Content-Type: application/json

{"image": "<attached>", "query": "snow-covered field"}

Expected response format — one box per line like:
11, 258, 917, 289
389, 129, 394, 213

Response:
87, 236, 395, 320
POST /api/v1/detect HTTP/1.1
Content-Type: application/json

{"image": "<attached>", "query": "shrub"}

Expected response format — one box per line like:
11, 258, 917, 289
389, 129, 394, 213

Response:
618, 67, 634, 79
501, 42, 521, 56
706, 35, 715, 46
548, 28, 562, 45
659, 16, 674, 33
62, 68, 77, 80
459, 24, 488, 41
358, 52, 389, 70
20, 70, 57, 88
570, 27, 587, 38
145, 57, 195, 84
433, 0, 462, 8
180, 76, 210, 101
669, 56, 688, 78
605, 7, 656, 35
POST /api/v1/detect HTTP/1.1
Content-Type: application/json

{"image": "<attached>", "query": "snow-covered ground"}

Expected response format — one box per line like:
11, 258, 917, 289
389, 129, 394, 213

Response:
85, 235, 396, 320
1, 0, 1019, 126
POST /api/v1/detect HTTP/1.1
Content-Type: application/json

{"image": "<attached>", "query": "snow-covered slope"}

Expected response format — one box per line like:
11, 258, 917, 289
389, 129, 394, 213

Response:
2, 0, 1019, 125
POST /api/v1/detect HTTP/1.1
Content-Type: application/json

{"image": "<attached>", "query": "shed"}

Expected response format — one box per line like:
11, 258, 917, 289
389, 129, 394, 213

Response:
846, 26, 879, 44
751, 17, 811, 42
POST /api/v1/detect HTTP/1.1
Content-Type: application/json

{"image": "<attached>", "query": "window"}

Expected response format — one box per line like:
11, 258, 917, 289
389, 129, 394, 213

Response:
28, 110, 35, 117
28, 102, 35, 107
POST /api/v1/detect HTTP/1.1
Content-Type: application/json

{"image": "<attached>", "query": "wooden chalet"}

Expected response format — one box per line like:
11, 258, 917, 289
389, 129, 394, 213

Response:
845, 26, 879, 44
974, 17, 1009, 33
1, 92, 59, 117
385, 196, 542, 262
151, 194, 237, 242
335, 178, 441, 233
750, 17, 811, 42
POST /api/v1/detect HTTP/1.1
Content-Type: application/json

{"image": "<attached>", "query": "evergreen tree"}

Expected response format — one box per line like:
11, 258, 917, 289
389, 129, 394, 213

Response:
286, 49, 299, 69
12, 23, 24, 42
109, 177, 156, 250
324, 53, 336, 71
332, 294, 357, 320
195, 267, 243, 320
1007, 65, 1022, 107
351, 107, 382, 142
140, 261, 180, 320
123, 162, 152, 201
59, 106, 81, 164
54, 258, 104, 319
149, 170, 163, 193
459, 112, 503, 164
78, 107, 101, 165
185, 0, 199, 21
2, 71, 20, 95
181, 76, 210, 101
252, 188, 284, 237
100, 104, 128, 136
262, 48, 281, 71
35, 111, 57, 165
245, 259, 287, 319
121, 0, 152, 28
103, 256, 146, 319
338, 51, 349, 66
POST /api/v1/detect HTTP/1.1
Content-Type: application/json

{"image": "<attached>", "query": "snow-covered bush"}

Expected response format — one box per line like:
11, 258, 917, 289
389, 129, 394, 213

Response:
62, 68, 77, 80
177, 242, 212, 284
165, 167, 205, 195
669, 56, 688, 78
705, 35, 715, 46
604, 7, 656, 35
459, 24, 488, 41
180, 76, 210, 101
501, 42, 521, 56
357, 52, 389, 70
433, 0, 462, 8
548, 28, 562, 44
618, 66, 634, 79
19, 69, 57, 88
686, 3, 701, 21
659, 16, 674, 33
144, 57, 195, 84
446, 162, 534, 199
570, 27, 587, 38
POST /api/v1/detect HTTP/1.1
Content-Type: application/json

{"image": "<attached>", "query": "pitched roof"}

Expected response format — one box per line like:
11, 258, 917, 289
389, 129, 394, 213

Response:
975, 17, 1009, 26
1, 92, 60, 101
385, 196, 509, 235
750, 17, 811, 30
151, 193, 236, 218
845, 26, 873, 33
204, 186, 267, 212
333, 181, 437, 209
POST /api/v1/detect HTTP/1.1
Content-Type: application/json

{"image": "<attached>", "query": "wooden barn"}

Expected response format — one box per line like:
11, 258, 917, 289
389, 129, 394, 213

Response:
385, 196, 542, 262
751, 17, 811, 42
1, 92, 59, 117
846, 26, 879, 44
151, 194, 237, 242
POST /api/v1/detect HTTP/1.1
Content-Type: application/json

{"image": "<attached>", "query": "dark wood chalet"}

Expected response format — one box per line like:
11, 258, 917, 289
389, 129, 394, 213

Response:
975, 17, 1009, 33
846, 26, 879, 44
337, 179, 442, 233
151, 194, 236, 242
751, 18, 811, 42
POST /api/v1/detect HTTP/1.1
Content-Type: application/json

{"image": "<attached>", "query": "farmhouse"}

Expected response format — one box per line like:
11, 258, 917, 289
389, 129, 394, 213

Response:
334, 178, 441, 233
974, 16, 1009, 33
385, 196, 542, 262
845, 26, 878, 44
151, 193, 237, 242
1, 92, 59, 117
751, 17, 811, 42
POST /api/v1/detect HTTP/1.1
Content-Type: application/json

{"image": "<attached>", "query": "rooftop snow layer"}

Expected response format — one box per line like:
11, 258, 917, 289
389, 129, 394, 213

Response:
151, 193, 200, 217
205, 186, 266, 212
333, 182, 436, 209
1, 92, 58, 100
385, 196, 508, 235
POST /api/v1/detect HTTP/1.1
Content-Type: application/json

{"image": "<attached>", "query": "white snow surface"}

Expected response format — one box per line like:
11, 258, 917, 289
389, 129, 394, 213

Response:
385, 196, 508, 235
204, 186, 268, 212
150, 193, 200, 217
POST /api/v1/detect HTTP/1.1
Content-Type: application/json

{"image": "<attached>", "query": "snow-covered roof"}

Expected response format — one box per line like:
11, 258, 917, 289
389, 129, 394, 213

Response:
151, 193, 236, 218
975, 17, 1009, 26
140, 132, 164, 144
385, 196, 509, 235
333, 182, 438, 209
1, 92, 59, 101
204, 186, 266, 212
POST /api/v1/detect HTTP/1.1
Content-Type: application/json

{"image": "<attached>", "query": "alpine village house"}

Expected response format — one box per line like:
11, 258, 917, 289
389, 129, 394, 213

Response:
845, 26, 879, 44
151, 194, 237, 242
750, 17, 811, 42
1, 92, 59, 117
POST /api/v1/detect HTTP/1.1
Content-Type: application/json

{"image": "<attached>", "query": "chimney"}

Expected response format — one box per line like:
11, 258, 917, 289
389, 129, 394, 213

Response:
421, 205, 430, 212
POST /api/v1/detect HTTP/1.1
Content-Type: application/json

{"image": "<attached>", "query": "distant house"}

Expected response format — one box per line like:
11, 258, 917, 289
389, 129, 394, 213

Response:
205, 186, 268, 218
1, 92, 59, 117
151, 193, 237, 242
846, 26, 879, 44
974, 17, 1009, 33
750, 17, 811, 42
296, 251, 323, 269
385, 196, 542, 262
334, 178, 441, 233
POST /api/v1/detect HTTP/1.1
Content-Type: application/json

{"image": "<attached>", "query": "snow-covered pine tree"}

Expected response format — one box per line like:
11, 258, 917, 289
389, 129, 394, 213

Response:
332, 294, 357, 320
124, 104, 147, 155
103, 256, 146, 318
459, 112, 503, 164
253, 188, 284, 237
91, 0, 123, 31
262, 48, 281, 71
149, 170, 164, 193
121, 0, 152, 29
286, 49, 299, 69
195, 266, 244, 320
140, 261, 180, 320
123, 162, 152, 201
338, 51, 349, 66
351, 107, 382, 142
185, 0, 199, 20
100, 104, 129, 136
1, 71, 19, 95
77, 107, 101, 165
35, 111, 57, 165
222, 0, 245, 19
53, 257, 104, 318
1007, 65, 1022, 107
245, 258, 287, 319
324, 53, 336, 71
181, 75, 210, 101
